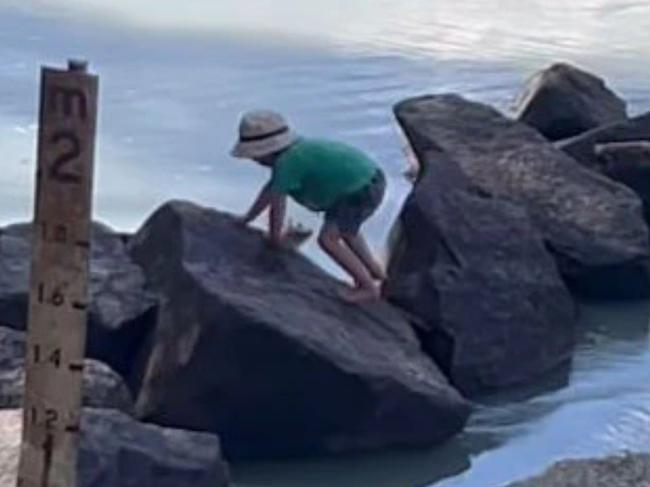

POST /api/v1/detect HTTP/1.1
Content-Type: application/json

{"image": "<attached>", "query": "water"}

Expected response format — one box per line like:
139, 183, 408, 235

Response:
2, 2, 650, 486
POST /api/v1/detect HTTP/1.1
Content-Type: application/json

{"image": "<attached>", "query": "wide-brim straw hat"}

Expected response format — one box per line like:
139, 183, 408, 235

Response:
231, 110, 299, 159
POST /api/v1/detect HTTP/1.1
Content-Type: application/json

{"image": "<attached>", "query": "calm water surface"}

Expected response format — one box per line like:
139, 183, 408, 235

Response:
1, 2, 650, 486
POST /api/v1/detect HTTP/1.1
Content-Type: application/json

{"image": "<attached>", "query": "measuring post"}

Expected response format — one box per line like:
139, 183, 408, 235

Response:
17, 60, 98, 487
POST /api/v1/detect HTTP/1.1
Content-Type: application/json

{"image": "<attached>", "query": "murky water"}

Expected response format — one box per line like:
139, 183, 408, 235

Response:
2, 2, 650, 486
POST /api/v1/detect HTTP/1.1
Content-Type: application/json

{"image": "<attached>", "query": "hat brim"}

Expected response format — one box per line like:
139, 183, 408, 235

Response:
231, 131, 299, 159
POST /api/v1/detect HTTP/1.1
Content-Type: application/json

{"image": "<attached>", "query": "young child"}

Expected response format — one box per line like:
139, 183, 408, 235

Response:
232, 110, 387, 303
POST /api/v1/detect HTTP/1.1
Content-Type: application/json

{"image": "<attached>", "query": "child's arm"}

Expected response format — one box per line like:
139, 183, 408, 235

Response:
239, 180, 274, 224
268, 192, 287, 246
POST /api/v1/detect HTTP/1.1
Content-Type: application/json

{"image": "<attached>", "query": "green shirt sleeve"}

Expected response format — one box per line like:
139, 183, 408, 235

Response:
271, 158, 302, 195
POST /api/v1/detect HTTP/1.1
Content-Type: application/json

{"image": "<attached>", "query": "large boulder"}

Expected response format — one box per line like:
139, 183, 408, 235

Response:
0, 408, 230, 487
395, 94, 650, 299
505, 453, 650, 487
0, 326, 134, 413
128, 200, 470, 460
514, 63, 627, 141
557, 112, 650, 170
385, 149, 576, 395
0, 222, 158, 377
597, 141, 650, 222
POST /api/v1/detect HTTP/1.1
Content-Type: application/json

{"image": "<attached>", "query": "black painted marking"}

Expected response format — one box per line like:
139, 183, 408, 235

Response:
68, 362, 84, 372
41, 433, 54, 487
72, 301, 88, 310
65, 424, 80, 434
75, 240, 90, 248
48, 85, 88, 120
48, 130, 82, 184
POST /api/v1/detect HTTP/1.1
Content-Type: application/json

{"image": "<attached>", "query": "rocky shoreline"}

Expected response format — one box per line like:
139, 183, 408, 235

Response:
1, 62, 649, 485
506, 453, 650, 487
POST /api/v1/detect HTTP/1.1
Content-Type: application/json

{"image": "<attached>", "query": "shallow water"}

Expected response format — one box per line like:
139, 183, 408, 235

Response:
2, 2, 650, 486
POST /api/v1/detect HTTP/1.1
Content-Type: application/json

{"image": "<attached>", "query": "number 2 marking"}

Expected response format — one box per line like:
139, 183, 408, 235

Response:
48, 130, 81, 183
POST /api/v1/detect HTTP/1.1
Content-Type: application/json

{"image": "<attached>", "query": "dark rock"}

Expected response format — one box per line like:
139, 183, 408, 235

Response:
0, 408, 230, 487
597, 141, 650, 221
506, 453, 650, 487
395, 94, 650, 299
557, 112, 650, 170
0, 222, 158, 377
0, 327, 24, 370
515, 63, 627, 141
0, 361, 134, 414
385, 148, 577, 395
0, 326, 134, 413
129, 200, 470, 460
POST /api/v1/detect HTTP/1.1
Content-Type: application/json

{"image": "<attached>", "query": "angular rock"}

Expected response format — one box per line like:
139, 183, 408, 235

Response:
395, 94, 650, 299
506, 453, 650, 487
0, 408, 230, 487
385, 150, 576, 395
558, 112, 650, 170
515, 63, 627, 141
129, 200, 470, 460
597, 141, 650, 221
0, 222, 158, 377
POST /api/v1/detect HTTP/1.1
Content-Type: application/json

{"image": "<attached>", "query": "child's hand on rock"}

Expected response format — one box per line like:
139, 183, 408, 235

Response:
283, 221, 313, 249
267, 221, 312, 250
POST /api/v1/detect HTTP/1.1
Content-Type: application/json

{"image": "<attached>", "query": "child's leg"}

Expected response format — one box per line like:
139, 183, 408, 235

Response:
318, 223, 379, 302
341, 233, 386, 282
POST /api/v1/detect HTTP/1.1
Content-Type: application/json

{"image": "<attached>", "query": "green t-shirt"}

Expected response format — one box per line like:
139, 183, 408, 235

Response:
271, 138, 378, 211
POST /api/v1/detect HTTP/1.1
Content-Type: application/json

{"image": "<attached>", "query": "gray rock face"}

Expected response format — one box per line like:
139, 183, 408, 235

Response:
385, 149, 577, 395
129, 200, 470, 460
0, 408, 230, 487
0, 327, 23, 371
515, 63, 627, 141
597, 142, 650, 221
558, 112, 650, 170
0, 222, 158, 376
0, 360, 134, 414
395, 94, 650, 299
506, 453, 650, 487
0, 326, 134, 413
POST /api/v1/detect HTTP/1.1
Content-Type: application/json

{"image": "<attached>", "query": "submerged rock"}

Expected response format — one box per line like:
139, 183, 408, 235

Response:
395, 94, 650, 299
129, 200, 470, 460
0, 408, 230, 487
385, 146, 576, 395
506, 453, 650, 487
0, 223, 157, 377
514, 63, 627, 141
557, 112, 650, 171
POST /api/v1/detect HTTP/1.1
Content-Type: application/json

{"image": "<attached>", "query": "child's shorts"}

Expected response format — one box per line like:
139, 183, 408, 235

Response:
324, 169, 386, 235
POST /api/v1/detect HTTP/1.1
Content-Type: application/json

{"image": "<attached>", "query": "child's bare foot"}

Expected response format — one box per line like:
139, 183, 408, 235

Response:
338, 283, 381, 303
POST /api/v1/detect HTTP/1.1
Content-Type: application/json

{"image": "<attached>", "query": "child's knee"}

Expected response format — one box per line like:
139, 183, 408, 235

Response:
318, 225, 339, 249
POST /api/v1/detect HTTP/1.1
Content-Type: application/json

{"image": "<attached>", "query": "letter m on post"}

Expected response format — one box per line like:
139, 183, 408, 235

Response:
48, 86, 88, 120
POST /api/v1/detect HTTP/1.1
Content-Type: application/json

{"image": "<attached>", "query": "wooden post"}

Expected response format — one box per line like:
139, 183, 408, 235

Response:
16, 60, 98, 487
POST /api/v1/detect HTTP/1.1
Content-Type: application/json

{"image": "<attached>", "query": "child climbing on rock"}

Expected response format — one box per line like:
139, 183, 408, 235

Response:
232, 110, 386, 303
